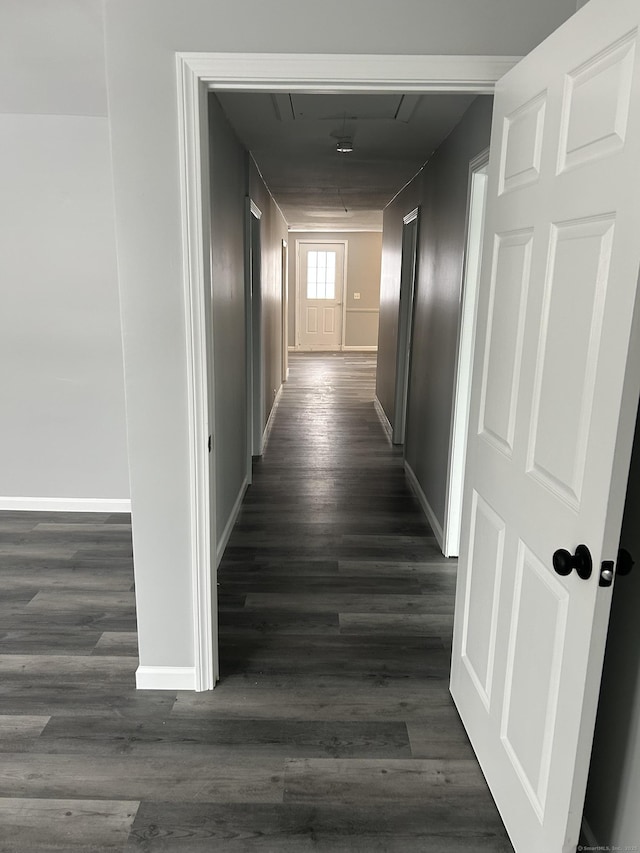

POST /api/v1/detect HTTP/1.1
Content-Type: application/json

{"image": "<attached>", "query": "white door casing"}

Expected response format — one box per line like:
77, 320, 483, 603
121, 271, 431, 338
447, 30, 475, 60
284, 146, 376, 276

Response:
450, 2, 640, 852
297, 242, 345, 351
176, 52, 520, 693
444, 154, 489, 558
392, 208, 420, 446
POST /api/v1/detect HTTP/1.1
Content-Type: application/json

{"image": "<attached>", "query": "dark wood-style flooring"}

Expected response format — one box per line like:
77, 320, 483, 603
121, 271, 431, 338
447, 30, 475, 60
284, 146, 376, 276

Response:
0, 353, 512, 851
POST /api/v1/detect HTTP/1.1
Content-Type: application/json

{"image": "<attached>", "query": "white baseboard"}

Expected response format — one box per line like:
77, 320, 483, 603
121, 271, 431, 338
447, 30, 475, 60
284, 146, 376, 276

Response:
0, 496, 131, 513
262, 383, 283, 450
373, 396, 393, 445
343, 345, 378, 351
216, 475, 249, 565
136, 665, 197, 691
404, 461, 445, 554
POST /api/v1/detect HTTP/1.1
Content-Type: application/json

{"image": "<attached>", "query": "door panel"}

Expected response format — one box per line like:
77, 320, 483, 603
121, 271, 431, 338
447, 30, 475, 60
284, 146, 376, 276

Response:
451, 2, 640, 851
298, 242, 344, 350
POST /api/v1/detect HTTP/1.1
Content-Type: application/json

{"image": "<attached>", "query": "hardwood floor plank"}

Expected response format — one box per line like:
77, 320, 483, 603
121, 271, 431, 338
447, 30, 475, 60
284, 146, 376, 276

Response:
244, 592, 455, 614
283, 757, 489, 804
339, 612, 454, 637
0, 797, 139, 852
0, 753, 284, 804
30, 716, 412, 760
126, 801, 512, 853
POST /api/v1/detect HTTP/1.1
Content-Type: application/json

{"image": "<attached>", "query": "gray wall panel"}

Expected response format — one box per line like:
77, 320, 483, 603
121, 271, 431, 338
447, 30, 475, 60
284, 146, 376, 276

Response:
405, 96, 493, 533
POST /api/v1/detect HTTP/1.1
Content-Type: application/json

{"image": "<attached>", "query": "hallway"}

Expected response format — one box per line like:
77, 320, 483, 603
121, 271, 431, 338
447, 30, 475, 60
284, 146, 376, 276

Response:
207, 352, 513, 850
0, 353, 512, 851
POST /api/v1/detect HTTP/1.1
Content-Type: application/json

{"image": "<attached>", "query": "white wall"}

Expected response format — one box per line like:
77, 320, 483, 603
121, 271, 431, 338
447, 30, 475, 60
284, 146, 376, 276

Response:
103, 0, 578, 675
0, 0, 129, 507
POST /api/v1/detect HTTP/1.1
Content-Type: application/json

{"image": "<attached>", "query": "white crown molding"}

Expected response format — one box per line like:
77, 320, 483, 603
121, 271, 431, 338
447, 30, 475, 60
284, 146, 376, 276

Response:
0, 497, 131, 513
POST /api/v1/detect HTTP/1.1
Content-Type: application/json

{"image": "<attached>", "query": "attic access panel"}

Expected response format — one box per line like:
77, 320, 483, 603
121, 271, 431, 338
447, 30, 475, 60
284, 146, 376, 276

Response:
273, 93, 421, 122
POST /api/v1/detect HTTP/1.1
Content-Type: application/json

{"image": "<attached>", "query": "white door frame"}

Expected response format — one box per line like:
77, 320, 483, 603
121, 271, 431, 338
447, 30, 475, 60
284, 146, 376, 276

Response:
248, 199, 265, 457
281, 239, 288, 382
442, 148, 490, 557
245, 198, 263, 474
175, 52, 519, 689
295, 239, 348, 350
392, 207, 420, 445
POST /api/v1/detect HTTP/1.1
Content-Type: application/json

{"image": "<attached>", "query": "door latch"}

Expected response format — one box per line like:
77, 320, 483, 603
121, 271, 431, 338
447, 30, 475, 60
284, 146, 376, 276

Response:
599, 560, 614, 587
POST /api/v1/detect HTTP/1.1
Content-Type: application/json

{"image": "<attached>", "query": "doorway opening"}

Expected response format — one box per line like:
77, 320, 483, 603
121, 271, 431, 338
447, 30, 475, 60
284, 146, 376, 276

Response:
175, 51, 514, 692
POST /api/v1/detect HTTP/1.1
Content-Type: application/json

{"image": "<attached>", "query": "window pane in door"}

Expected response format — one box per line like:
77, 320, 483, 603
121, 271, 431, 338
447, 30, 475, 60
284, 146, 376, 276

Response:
307, 250, 337, 300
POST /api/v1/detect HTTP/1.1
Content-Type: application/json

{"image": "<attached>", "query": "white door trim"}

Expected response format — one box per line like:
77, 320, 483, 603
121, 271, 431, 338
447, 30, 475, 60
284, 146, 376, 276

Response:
392, 207, 420, 445
175, 51, 519, 690
443, 148, 490, 558
295, 239, 348, 350
248, 200, 264, 456
281, 239, 288, 382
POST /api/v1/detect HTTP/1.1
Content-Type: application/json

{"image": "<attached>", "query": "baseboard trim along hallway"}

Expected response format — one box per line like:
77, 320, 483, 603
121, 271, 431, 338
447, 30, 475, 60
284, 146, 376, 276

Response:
0, 496, 132, 513
404, 460, 445, 553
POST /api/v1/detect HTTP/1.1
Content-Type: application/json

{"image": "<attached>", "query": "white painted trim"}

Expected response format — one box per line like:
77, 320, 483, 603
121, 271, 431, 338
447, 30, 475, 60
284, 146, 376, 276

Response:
404, 460, 445, 553
443, 149, 490, 559
136, 666, 197, 691
176, 51, 515, 692
182, 53, 520, 93
288, 225, 383, 233
343, 345, 378, 351
248, 200, 264, 457
176, 54, 215, 692
281, 239, 288, 385
263, 383, 283, 450
216, 475, 249, 565
244, 198, 255, 482
374, 396, 393, 444
0, 497, 131, 513
393, 209, 420, 445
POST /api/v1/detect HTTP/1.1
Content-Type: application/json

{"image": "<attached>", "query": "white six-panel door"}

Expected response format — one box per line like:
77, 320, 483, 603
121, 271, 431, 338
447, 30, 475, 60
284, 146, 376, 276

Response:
450, 1, 640, 851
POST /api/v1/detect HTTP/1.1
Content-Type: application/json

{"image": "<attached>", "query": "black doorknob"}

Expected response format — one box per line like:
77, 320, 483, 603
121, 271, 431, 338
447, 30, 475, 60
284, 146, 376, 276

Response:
552, 544, 593, 580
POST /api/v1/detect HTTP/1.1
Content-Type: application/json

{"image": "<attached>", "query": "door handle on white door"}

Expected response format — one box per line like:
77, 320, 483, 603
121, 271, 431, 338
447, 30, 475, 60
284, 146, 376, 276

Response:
552, 544, 593, 580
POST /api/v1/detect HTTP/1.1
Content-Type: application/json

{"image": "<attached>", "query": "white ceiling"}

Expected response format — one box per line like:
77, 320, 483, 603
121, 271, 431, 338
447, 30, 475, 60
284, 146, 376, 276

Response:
215, 91, 479, 231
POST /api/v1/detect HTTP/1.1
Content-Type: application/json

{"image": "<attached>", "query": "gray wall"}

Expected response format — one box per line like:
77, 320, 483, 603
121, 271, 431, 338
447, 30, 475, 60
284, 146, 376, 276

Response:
249, 162, 289, 425
103, 0, 577, 671
289, 232, 382, 349
208, 96, 249, 537
376, 96, 493, 535
583, 404, 640, 847
0, 0, 129, 504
